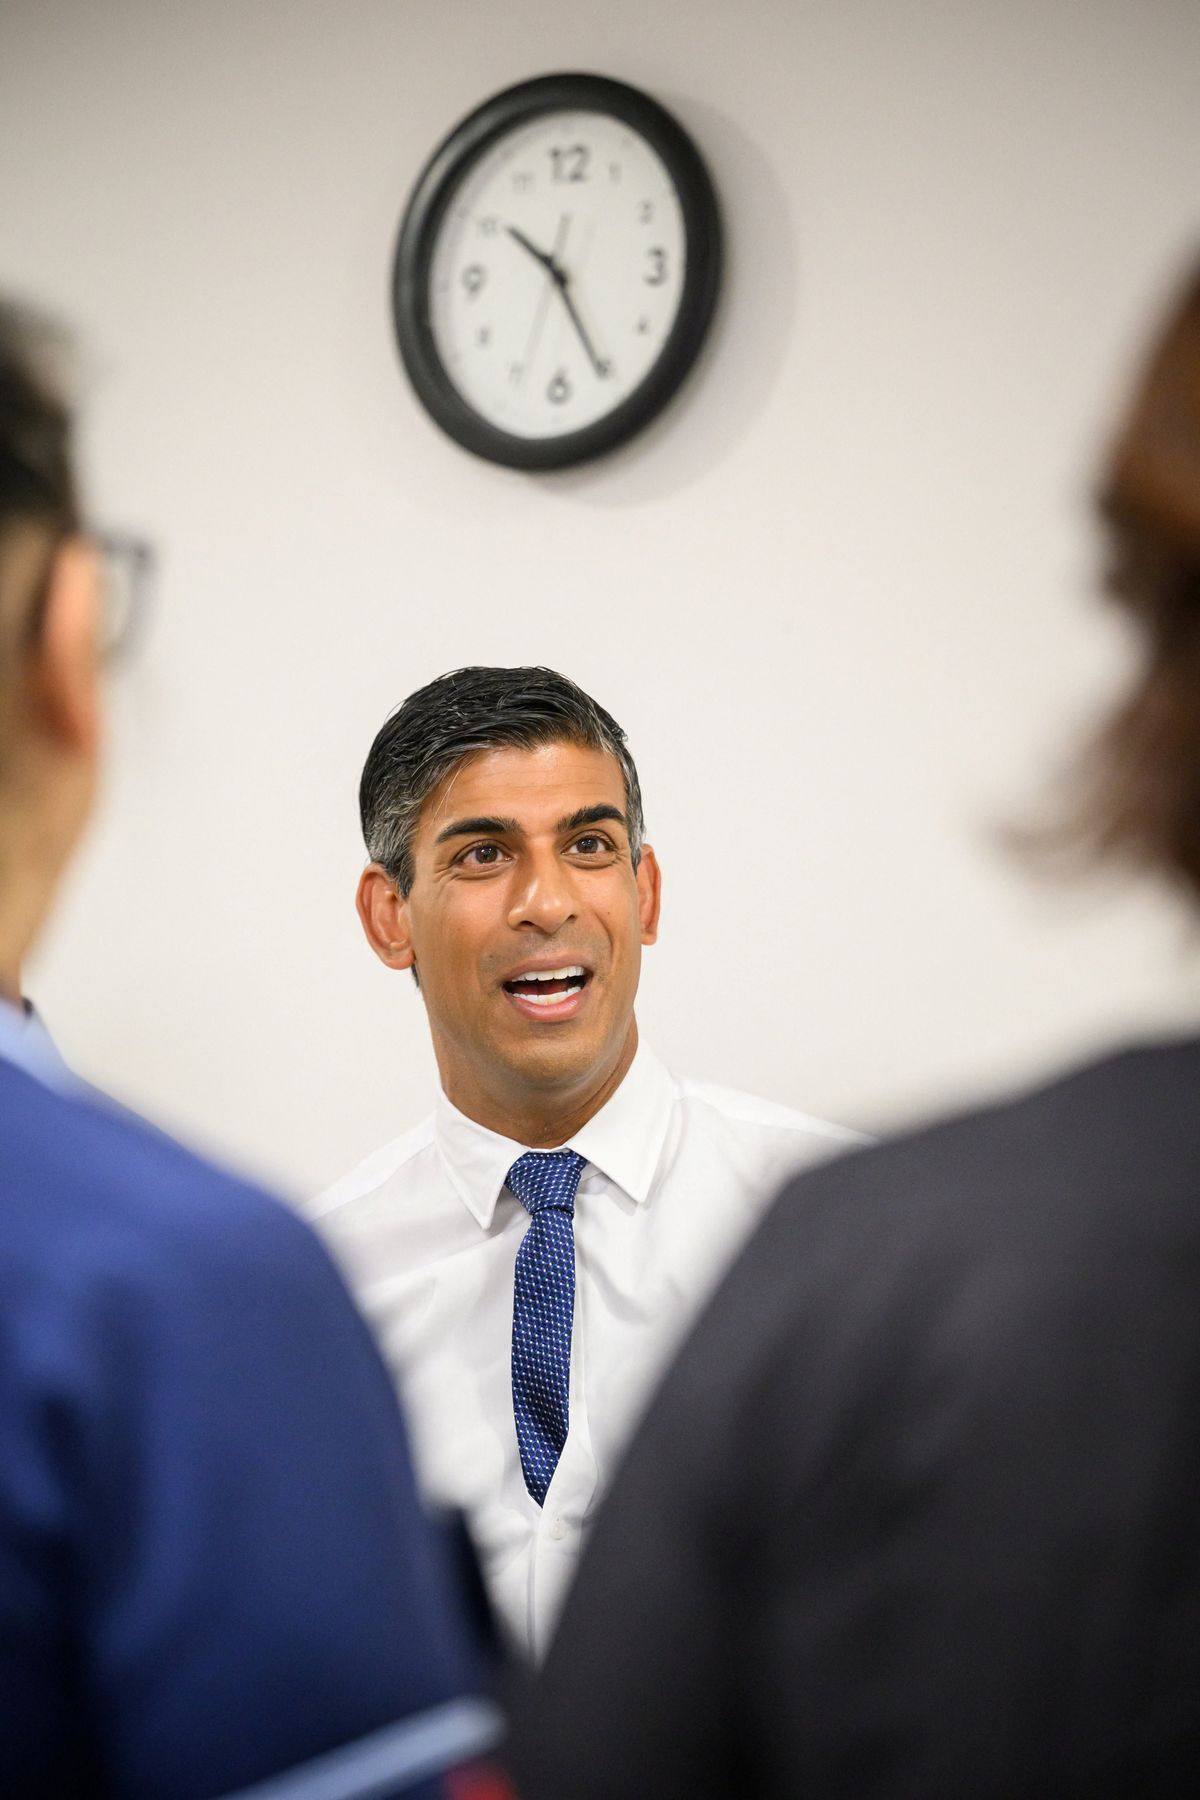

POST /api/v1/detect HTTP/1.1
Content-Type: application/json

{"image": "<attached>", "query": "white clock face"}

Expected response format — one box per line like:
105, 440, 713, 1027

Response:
427, 109, 688, 439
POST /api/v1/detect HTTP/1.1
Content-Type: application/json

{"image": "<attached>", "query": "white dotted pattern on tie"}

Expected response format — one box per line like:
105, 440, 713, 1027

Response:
508, 1149, 586, 1508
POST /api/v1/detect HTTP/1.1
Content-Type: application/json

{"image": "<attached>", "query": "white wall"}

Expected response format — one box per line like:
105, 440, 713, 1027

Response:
2, 0, 1199, 1195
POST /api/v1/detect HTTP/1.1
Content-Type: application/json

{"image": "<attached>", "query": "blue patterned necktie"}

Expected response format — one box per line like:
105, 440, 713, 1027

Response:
508, 1149, 587, 1507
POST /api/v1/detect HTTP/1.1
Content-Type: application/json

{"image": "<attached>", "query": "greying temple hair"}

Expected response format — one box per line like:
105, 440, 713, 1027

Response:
359, 666, 645, 894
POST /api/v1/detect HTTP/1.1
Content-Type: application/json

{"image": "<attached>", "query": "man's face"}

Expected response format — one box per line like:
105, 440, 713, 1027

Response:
394, 740, 659, 1118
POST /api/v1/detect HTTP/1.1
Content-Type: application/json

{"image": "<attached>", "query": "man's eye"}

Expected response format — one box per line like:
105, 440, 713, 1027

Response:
460, 843, 505, 867
571, 834, 612, 856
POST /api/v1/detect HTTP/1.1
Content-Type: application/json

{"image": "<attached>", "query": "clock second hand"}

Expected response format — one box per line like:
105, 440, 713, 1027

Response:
512, 215, 569, 386
508, 216, 610, 382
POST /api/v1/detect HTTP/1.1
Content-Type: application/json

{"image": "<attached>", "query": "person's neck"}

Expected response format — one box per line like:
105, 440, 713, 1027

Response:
0, 836, 54, 1010
442, 1021, 639, 1148
0, 788, 74, 1015
0, 737, 93, 1003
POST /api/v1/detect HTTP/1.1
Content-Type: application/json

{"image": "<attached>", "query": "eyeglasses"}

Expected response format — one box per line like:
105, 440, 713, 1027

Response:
95, 530, 155, 661
16, 523, 155, 662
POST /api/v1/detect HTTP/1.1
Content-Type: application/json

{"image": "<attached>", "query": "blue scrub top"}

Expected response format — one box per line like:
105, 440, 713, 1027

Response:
0, 1004, 499, 1799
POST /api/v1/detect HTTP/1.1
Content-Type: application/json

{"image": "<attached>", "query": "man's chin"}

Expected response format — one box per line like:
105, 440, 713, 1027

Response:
485, 1014, 623, 1091
501, 1038, 601, 1090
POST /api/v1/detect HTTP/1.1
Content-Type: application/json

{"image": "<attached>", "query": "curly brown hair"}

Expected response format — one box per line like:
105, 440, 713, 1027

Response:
1079, 257, 1200, 899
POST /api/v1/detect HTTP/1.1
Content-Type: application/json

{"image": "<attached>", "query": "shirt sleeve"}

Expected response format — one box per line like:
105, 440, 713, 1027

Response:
61, 1165, 501, 1800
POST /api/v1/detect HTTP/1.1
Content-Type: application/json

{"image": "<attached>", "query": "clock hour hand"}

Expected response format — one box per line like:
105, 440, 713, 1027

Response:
507, 224, 558, 274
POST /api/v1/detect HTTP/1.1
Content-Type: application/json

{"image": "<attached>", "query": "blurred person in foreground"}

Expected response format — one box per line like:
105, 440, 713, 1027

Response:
0, 301, 509, 1800
512, 255, 1200, 1799
314, 667, 863, 1661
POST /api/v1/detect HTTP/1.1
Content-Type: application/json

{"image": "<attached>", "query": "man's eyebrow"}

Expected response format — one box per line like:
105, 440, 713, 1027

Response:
433, 815, 522, 847
556, 804, 628, 835
433, 805, 628, 848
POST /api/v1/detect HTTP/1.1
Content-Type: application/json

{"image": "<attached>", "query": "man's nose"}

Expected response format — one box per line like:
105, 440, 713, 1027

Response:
507, 851, 577, 933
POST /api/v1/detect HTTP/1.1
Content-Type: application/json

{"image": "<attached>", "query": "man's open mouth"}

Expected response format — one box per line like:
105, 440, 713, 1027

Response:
502, 965, 592, 1006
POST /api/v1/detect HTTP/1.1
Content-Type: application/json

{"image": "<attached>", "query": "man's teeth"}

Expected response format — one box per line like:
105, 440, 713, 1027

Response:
520, 984, 584, 1006
507, 964, 586, 1005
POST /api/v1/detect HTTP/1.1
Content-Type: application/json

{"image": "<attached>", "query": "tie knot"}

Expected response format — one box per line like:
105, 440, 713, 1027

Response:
506, 1149, 587, 1217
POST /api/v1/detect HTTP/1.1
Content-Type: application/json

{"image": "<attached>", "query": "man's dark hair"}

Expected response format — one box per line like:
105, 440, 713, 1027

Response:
360, 666, 645, 895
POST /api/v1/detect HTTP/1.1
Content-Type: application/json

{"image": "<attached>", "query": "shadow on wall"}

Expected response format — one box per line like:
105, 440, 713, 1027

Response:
542, 97, 799, 508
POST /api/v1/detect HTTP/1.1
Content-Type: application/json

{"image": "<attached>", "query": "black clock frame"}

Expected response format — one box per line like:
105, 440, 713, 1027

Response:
391, 72, 722, 471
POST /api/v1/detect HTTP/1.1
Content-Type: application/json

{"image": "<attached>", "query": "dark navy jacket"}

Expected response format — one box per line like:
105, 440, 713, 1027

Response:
517, 1039, 1200, 1799
0, 1036, 497, 1800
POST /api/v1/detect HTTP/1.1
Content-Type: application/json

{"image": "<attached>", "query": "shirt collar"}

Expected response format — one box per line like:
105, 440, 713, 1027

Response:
0, 997, 75, 1096
434, 1039, 675, 1230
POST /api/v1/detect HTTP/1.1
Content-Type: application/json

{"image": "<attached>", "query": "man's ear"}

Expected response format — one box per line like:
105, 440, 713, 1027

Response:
636, 844, 662, 946
356, 864, 417, 971
28, 536, 101, 755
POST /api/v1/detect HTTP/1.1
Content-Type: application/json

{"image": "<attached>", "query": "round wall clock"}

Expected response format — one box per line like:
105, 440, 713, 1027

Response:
391, 72, 722, 469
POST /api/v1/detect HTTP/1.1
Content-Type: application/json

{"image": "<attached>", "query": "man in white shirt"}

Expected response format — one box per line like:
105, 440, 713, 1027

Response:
315, 665, 862, 1659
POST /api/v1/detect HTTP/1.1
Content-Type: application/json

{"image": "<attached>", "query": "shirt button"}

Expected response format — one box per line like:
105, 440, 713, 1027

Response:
550, 1517, 568, 1541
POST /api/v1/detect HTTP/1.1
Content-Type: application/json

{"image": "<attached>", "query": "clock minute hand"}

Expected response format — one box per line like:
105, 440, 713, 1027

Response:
554, 278, 608, 378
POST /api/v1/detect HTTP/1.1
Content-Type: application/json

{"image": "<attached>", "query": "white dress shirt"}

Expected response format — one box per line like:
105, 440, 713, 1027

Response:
313, 1043, 863, 1658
